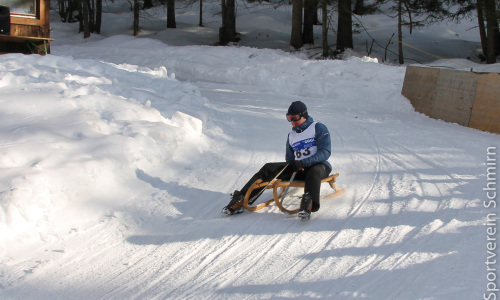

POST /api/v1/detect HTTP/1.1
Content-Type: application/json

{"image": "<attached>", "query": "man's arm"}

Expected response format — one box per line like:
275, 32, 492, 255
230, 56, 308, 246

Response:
301, 123, 331, 167
285, 134, 295, 163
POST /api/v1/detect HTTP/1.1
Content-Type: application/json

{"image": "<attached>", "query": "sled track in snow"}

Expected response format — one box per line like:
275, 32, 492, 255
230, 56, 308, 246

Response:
391, 141, 464, 213
149, 237, 238, 298
239, 128, 383, 299
349, 129, 382, 217
337, 138, 467, 288
171, 225, 265, 297
239, 127, 469, 298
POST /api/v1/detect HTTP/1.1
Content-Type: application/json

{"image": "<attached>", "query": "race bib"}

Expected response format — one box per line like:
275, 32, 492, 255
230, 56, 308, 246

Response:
289, 123, 317, 161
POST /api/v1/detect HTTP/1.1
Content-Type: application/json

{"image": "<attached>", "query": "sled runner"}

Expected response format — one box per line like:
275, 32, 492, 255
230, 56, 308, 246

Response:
242, 173, 345, 214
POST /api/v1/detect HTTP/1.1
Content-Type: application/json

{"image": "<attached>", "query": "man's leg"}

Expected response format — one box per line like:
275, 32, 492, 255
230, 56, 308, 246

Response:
223, 162, 293, 214
240, 162, 294, 201
303, 163, 331, 212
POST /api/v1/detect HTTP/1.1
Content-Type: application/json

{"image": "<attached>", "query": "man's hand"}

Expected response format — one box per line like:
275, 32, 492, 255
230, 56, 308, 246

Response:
293, 160, 304, 171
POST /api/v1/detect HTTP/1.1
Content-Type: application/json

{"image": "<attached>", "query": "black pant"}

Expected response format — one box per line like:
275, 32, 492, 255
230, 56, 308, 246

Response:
241, 162, 331, 212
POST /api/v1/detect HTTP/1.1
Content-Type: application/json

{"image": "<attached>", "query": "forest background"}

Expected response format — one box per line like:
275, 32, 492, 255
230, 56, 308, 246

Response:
56, 0, 500, 64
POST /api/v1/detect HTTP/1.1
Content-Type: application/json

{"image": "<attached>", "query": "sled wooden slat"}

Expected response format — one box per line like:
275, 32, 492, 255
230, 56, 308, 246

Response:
242, 179, 276, 211
242, 173, 345, 214
274, 173, 345, 214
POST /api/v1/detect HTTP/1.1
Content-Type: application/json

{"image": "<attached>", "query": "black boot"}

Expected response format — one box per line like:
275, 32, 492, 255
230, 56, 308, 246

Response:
222, 190, 245, 215
311, 201, 320, 212
298, 193, 312, 221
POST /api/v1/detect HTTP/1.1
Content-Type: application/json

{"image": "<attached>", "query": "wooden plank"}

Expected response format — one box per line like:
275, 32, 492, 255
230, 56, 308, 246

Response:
0, 34, 53, 55
431, 68, 476, 126
0, 35, 54, 42
469, 73, 500, 133
401, 66, 440, 117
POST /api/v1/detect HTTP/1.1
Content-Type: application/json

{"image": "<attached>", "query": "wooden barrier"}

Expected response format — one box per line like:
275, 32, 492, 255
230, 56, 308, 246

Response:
402, 65, 500, 134
469, 73, 500, 133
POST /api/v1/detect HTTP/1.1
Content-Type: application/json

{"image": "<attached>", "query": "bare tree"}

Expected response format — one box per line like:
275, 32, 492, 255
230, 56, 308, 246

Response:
374, 0, 443, 64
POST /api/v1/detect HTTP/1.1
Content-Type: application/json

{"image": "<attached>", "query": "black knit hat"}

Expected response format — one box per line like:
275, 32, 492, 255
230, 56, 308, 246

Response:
287, 101, 308, 118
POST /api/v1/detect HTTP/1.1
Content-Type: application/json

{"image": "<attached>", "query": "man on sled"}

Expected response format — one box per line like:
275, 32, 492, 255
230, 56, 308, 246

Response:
222, 101, 332, 220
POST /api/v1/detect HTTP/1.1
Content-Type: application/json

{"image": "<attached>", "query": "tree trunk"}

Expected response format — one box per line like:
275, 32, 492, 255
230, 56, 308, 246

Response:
484, 0, 497, 63
87, 0, 94, 32
313, 0, 320, 25
133, 0, 140, 36
321, 0, 328, 57
95, 0, 102, 34
65, 0, 79, 23
495, 19, 500, 56
167, 0, 176, 28
225, 0, 236, 42
353, 0, 364, 15
81, 0, 90, 38
143, 0, 153, 9
219, 0, 226, 44
303, 0, 316, 45
78, 0, 83, 32
59, 0, 65, 21
219, 0, 236, 44
336, 0, 353, 52
477, 0, 488, 58
199, 0, 203, 27
398, 0, 404, 64
290, 0, 303, 49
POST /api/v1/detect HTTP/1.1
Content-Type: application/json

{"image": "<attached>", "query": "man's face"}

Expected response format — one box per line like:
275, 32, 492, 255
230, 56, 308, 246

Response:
287, 114, 305, 126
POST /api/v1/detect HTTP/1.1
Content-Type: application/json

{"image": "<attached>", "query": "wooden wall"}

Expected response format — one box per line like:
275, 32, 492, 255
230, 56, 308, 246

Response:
402, 65, 500, 134
0, 0, 51, 54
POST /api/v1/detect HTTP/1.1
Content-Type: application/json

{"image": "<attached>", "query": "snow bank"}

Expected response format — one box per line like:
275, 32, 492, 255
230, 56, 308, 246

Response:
55, 35, 411, 102
0, 53, 210, 254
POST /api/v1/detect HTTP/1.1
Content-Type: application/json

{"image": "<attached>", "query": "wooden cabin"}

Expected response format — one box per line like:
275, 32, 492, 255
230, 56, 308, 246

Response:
0, 0, 52, 55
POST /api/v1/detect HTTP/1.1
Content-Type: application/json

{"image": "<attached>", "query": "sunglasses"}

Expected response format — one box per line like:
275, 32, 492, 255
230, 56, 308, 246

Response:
286, 114, 301, 122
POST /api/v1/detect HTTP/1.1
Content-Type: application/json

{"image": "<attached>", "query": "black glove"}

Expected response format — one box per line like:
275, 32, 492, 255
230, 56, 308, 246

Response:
292, 160, 304, 172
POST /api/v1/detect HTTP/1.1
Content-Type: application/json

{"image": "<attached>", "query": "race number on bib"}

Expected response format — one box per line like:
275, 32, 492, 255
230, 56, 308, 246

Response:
292, 138, 316, 159
288, 123, 318, 161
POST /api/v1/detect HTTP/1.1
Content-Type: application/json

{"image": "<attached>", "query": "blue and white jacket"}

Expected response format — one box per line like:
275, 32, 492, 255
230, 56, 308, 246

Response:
285, 116, 332, 171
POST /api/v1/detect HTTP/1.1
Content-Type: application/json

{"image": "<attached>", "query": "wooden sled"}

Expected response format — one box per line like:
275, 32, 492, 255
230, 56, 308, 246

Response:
242, 173, 345, 214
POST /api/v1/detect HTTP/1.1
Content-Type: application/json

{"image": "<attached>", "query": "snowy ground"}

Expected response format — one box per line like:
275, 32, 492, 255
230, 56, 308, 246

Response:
1, 2, 500, 299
